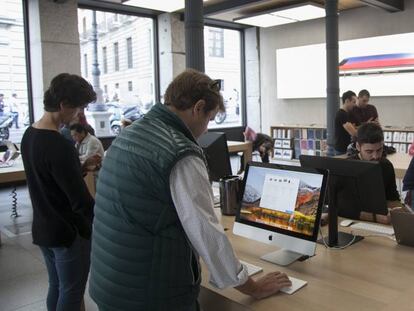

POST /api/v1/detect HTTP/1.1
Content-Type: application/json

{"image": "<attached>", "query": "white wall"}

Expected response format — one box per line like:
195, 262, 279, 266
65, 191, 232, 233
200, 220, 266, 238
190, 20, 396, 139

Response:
259, 2, 414, 135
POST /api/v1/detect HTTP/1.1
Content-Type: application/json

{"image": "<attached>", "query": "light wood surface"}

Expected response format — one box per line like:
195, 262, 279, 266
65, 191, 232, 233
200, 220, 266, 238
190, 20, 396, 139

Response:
201, 213, 414, 311
337, 152, 412, 179
311, 152, 411, 180
270, 124, 326, 130
0, 157, 96, 198
0, 158, 26, 185
227, 141, 253, 169
387, 152, 412, 179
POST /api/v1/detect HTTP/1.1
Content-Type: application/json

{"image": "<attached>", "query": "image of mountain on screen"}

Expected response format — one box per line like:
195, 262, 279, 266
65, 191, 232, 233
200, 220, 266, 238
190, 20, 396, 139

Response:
295, 181, 321, 216
243, 184, 261, 204
339, 53, 414, 76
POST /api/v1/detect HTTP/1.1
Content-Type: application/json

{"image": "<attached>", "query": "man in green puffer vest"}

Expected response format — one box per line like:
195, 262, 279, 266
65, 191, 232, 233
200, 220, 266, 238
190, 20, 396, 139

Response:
89, 69, 291, 311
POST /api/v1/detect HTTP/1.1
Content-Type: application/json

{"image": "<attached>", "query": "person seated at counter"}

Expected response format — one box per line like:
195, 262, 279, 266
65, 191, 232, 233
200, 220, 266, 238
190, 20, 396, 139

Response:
402, 156, 414, 211
346, 122, 402, 224
244, 127, 274, 163
70, 123, 104, 165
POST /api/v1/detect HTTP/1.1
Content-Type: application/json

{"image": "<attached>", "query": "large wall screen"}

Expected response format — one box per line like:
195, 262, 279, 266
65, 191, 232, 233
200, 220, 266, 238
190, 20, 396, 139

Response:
276, 32, 414, 98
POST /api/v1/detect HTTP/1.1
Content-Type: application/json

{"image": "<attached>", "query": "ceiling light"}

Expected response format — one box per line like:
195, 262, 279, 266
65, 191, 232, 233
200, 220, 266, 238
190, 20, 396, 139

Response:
234, 14, 296, 28
123, 0, 209, 13
234, 3, 325, 28
272, 4, 325, 21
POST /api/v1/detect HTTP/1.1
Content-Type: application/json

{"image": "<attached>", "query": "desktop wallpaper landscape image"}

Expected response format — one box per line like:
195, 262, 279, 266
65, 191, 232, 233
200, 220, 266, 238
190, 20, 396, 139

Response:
240, 180, 321, 236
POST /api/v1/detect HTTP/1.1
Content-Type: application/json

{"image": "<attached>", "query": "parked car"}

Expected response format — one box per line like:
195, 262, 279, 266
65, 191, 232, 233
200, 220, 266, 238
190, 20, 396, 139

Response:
110, 104, 144, 135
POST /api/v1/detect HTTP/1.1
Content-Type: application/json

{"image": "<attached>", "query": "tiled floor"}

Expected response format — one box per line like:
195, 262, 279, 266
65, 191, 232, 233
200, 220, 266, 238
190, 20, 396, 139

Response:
0, 186, 98, 311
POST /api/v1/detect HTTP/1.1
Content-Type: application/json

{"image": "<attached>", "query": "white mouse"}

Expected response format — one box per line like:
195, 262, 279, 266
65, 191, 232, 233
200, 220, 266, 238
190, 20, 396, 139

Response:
340, 219, 354, 227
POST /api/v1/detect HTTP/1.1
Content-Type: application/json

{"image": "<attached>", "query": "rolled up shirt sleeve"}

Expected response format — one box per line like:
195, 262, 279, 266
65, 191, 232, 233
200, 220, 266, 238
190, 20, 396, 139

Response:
170, 155, 249, 289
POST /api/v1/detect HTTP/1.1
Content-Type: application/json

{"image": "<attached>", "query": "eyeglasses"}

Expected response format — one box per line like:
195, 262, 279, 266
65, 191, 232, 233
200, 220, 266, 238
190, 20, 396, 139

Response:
209, 79, 221, 92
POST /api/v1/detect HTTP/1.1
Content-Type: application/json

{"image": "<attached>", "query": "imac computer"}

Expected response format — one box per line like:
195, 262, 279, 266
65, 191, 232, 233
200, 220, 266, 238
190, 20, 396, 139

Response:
300, 155, 388, 247
198, 132, 232, 182
233, 162, 328, 266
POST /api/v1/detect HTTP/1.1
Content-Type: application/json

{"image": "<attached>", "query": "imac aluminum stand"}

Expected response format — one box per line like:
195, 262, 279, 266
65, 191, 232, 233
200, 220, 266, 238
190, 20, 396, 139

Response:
319, 186, 363, 247
261, 249, 304, 266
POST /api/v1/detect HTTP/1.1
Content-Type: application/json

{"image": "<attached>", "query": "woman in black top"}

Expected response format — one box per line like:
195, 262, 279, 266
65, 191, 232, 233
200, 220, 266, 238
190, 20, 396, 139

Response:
21, 73, 101, 311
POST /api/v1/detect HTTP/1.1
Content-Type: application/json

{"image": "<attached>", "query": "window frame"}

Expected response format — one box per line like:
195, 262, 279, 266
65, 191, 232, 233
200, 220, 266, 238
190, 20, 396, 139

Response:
208, 27, 224, 58
102, 46, 108, 74
83, 53, 88, 77
23, 0, 34, 126
126, 37, 133, 69
113, 42, 119, 72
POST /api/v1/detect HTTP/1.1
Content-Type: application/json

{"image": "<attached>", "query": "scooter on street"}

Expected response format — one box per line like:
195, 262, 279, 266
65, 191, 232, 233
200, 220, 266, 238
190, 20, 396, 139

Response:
0, 113, 14, 140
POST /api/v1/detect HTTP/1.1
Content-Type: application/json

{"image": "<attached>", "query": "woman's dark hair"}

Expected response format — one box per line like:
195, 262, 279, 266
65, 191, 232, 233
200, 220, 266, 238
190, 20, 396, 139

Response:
253, 133, 273, 152
252, 133, 273, 163
44, 73, 96, 112
164, 69, 224, 113
69, 123, 87, 134
357, 122, 384, 145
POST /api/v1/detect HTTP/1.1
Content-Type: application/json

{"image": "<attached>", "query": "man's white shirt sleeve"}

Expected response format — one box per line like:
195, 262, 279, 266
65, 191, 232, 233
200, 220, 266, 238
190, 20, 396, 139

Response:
170, 155, 249, 289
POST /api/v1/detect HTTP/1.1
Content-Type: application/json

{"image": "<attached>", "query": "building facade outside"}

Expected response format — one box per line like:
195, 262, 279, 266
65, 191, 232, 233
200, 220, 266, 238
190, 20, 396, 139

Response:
78, 9, 243, 129
0, 0, 29, 142
78, 10, 155, 111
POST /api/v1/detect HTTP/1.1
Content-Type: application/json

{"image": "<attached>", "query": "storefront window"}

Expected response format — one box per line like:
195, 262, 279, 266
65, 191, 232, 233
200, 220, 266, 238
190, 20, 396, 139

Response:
78, 9, 156, 135
0, 0, 30, 143
204, 26, 243, 129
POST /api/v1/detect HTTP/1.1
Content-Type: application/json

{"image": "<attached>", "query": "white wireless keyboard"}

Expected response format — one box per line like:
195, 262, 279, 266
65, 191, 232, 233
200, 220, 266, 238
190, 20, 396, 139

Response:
350, 222, 394, 236
239, 260, 307, 294
239, 260, 263, 276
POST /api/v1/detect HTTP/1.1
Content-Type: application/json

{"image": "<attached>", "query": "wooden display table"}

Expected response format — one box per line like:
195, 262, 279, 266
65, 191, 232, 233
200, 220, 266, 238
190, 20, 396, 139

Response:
335, 152, 412, 180
0, 158, 26, 185
387, 152, 412, 179
227, 141, 253, 169
201, 213, 414, 311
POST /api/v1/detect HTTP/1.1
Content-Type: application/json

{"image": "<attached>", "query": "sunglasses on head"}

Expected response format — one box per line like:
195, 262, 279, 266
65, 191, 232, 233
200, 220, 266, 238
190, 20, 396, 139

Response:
209, 79, 221, 92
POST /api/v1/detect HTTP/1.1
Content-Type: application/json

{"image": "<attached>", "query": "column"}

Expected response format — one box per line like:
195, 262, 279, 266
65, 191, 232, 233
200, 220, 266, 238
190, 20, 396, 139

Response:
28, 0, 80, 121
325, 0, 340, 156
158, 13, 185, 98
184, 0, 204, 72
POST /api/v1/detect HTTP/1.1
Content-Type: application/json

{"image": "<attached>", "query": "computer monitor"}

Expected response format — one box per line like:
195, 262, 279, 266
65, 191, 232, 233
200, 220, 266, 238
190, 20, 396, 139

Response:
233, 162, 328, 266
300, 155, 388, 247
198, 132, 232, 182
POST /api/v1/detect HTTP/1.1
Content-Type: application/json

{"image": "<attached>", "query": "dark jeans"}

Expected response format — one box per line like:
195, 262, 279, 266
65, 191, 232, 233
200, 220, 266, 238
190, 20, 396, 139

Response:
10, 111, 19, 128
40, 235, 91, 311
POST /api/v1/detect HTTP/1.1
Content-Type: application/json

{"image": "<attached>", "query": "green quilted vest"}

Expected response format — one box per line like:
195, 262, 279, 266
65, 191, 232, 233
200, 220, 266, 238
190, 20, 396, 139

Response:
89, 103, 205, 311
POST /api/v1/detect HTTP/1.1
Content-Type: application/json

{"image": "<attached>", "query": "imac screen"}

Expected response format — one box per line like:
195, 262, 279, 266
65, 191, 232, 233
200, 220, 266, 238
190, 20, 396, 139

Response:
239, 164, 325, 238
